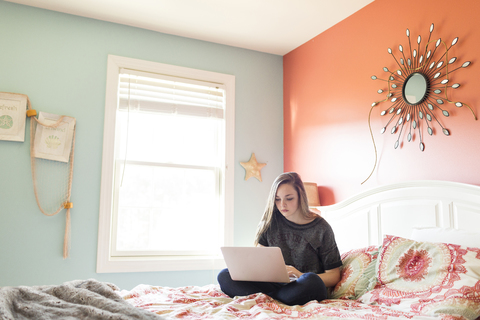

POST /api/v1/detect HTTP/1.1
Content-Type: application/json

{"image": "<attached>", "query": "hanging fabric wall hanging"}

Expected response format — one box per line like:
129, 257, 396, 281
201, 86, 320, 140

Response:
0, 92, 29, 141
28, 108, 76, 258
363, 23, 476, 184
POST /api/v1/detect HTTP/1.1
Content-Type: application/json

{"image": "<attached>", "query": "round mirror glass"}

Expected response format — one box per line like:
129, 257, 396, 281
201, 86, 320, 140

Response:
403, 73, 428, 104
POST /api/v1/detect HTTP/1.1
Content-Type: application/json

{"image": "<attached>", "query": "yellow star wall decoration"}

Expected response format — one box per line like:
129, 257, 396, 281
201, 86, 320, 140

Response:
240, 153, 266, 181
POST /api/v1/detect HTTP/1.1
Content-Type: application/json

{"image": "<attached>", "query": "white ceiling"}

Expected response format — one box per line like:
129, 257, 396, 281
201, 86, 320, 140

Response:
6, 0, 373, 55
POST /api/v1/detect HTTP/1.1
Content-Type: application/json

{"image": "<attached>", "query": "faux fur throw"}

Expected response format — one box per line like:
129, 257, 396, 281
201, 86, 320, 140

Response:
0, 279, 161, 320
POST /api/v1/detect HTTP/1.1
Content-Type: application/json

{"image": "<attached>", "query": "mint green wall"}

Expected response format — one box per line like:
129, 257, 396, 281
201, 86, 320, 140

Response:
0, 1, 283, 289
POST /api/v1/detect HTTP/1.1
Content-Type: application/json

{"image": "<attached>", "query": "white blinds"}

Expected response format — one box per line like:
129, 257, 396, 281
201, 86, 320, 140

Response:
118, 68, 225, 119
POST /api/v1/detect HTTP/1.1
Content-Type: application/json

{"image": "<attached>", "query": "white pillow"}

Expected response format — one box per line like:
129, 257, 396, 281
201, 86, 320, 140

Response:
410, 227, 480, 247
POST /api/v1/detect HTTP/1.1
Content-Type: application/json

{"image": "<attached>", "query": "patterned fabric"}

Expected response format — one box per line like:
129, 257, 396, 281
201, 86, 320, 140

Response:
119, 284, 446, 319
359, 235, 480, 320
329, 245, 380, 300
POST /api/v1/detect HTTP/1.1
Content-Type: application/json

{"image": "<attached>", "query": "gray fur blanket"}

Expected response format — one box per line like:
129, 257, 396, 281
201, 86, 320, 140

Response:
0, 279, 161, 320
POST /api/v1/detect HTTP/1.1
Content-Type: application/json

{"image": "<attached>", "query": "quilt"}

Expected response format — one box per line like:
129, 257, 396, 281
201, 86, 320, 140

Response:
120, 284, 441, 320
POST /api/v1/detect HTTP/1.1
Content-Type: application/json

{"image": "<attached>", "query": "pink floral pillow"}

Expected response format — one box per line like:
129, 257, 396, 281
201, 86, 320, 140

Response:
329, 245, 380, 300
359, 235, 480, 319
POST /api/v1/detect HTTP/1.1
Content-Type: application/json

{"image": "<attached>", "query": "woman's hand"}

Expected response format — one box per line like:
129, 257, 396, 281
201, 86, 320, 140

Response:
286, 265, 303, 280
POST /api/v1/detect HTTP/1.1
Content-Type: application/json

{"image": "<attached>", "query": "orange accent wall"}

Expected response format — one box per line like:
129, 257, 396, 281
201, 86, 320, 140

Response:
284, 0, 480, 205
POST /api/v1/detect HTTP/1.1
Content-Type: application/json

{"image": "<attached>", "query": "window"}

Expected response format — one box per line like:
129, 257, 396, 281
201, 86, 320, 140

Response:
97, 55, 235, 273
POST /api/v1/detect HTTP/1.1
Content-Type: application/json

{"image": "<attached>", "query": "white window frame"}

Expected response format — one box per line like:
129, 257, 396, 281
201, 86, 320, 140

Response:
97, 55, 235, 273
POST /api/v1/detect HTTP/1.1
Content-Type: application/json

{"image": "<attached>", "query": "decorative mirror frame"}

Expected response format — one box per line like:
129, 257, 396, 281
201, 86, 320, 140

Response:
363, 23, 476, 184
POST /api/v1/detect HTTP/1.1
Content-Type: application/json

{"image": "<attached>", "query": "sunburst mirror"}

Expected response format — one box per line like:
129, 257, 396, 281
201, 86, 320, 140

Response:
370, 23, 476, 151
363, 23, 476, 184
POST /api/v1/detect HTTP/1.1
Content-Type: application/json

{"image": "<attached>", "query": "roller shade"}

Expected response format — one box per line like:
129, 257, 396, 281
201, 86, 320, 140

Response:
118, 68, 225, 119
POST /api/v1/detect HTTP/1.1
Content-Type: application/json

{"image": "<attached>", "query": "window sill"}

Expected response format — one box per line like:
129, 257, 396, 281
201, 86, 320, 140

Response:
96, 254, 227, 273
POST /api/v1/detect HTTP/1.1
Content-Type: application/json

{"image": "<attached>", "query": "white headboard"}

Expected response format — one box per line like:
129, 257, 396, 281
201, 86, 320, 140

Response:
320, 180, 480, 253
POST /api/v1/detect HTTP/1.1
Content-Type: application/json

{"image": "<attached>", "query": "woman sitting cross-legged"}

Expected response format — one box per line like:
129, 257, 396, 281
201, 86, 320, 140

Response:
217, 172, 342, 306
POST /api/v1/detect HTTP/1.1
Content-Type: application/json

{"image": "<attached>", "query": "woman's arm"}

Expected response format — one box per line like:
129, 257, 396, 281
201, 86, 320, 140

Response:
260, 244, 342, 287
286, 266, 341, 287
317, 267, 341, 287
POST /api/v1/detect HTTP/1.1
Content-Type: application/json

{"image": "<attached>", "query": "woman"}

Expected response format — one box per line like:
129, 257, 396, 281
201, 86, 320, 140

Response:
217, 172, 342, 306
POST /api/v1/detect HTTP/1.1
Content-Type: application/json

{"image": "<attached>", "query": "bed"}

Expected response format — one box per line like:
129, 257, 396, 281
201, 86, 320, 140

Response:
1, 180, 479, 320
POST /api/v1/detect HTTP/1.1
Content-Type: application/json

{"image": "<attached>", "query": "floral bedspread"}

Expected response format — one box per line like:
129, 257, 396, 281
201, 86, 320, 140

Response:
118, 284, 443, 320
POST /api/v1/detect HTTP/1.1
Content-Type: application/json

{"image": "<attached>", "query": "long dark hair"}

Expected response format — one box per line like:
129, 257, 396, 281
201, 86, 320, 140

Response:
254, 172, 315, 246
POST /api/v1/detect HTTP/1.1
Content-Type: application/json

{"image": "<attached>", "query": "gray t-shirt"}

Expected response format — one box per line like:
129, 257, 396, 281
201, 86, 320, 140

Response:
258, 212, 342, 274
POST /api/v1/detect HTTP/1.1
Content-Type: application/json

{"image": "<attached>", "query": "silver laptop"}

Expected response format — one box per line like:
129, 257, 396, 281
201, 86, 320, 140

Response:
221, 246, 290, 283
